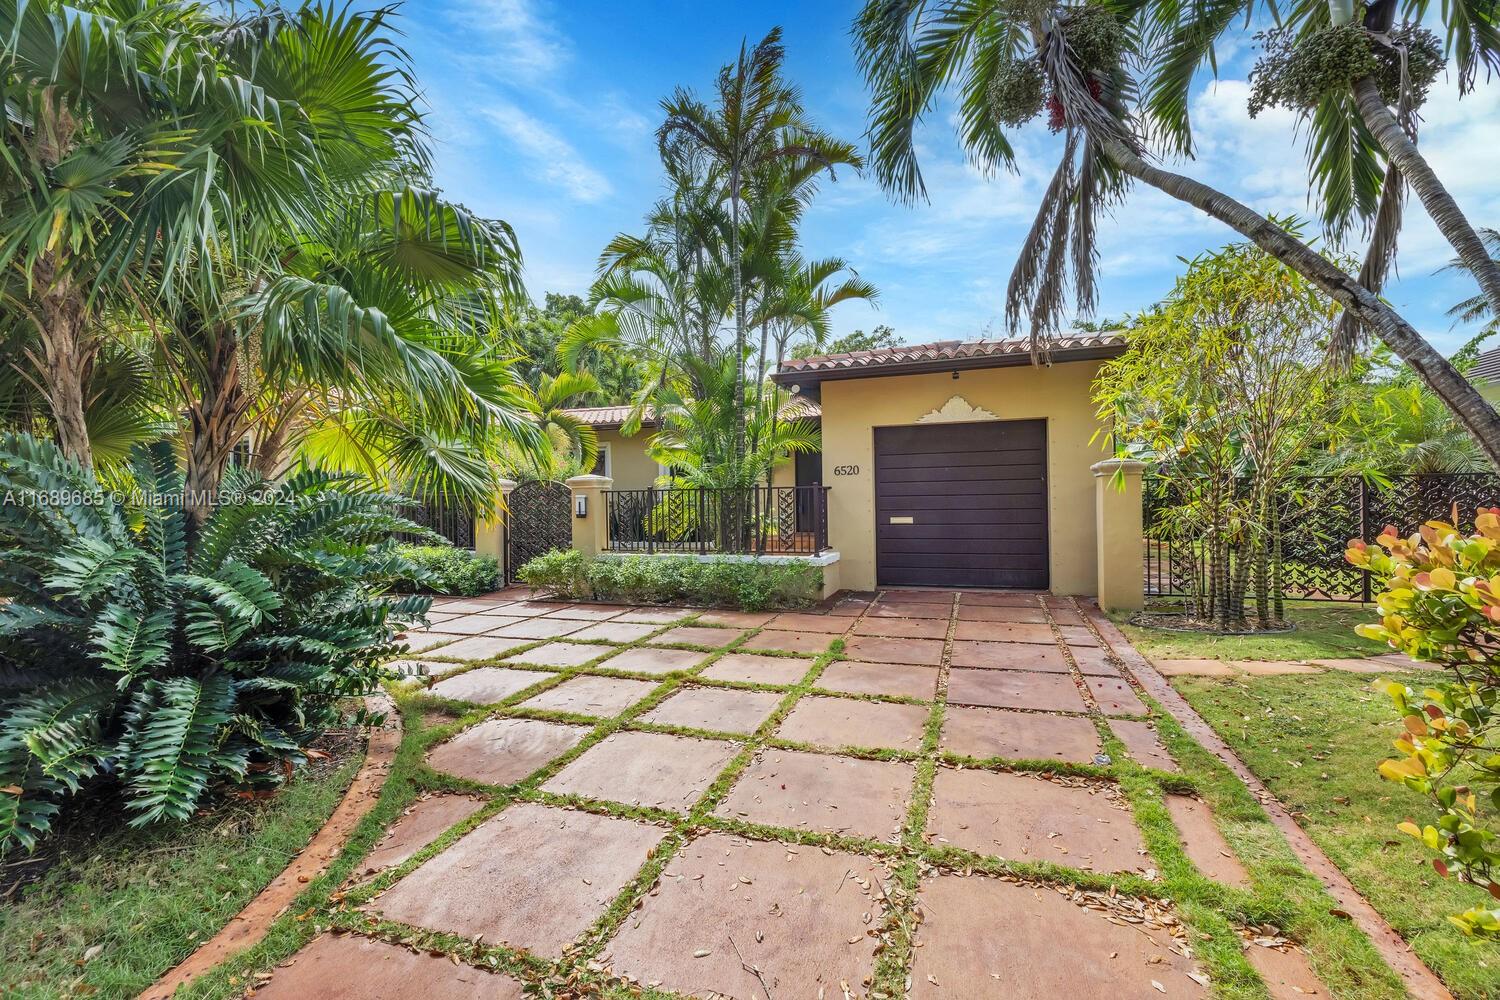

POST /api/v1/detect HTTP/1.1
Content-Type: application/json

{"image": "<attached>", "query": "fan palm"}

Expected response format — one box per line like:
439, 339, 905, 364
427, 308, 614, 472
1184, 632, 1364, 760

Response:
852, 1, 1500, 468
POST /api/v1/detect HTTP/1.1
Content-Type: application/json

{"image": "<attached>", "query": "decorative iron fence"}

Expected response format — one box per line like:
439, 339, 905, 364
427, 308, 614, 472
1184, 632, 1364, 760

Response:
604, 486, 831, 556
397, 501, 474, 549
1145, 473, 1500, 603
505, 480, 573, 582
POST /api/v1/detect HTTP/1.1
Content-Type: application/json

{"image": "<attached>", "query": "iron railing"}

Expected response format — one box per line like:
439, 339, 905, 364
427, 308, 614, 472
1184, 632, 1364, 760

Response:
397, 501, 475, 549
1145, 472, 1500, 603
604, 485, 831, 556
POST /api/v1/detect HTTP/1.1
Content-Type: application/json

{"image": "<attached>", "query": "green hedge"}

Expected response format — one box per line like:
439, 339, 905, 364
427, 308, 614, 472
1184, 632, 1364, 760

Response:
517, 549, 822, 611
386, 544, 500, 596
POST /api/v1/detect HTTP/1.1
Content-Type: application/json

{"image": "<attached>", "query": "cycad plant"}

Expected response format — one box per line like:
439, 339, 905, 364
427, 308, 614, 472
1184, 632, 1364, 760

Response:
0, 435, 431, 852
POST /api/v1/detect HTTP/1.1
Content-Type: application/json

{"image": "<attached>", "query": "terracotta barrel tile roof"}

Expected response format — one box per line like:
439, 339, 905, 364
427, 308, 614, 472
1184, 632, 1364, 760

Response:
776, 332, 1126, 375
558, 405, 653, 428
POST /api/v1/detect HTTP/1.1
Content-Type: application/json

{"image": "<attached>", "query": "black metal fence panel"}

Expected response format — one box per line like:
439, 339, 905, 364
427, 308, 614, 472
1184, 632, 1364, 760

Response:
397, 502, 474, 549
1145, 473, 1500, 602
604, 486, 831, 556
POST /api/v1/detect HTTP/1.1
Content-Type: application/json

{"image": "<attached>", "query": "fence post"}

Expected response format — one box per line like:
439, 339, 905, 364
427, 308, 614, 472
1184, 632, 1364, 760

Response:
565, 475, 613, 558
1092, 459, 1148, 612
473, 479, 517, 564
1358, 478, 1372, 603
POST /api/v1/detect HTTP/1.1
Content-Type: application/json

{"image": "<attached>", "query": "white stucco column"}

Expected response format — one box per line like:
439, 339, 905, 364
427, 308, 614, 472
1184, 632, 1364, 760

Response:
565, 474, 613, 557
1091, 459, 1147, 612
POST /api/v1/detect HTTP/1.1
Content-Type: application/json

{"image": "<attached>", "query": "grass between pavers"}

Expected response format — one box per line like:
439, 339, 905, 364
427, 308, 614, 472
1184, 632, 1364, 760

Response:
173, 598, 1415, 1000
1116, 602, 1389, 662
1172, 668, 1500, 999
0, 753, 361, 999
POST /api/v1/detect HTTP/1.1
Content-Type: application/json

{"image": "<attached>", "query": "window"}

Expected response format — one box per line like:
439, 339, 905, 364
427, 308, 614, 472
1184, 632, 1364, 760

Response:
591, 443, 612, 478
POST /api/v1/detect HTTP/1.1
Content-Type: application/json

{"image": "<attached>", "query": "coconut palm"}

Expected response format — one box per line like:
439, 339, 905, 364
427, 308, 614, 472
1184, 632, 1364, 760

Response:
852, 1, 1500, 468
658, 27, 860, 466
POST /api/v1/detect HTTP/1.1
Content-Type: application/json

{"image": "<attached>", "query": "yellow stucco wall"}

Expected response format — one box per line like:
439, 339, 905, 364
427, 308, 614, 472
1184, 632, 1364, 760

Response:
817, 360, 1107, 595
595, 427, 660, 491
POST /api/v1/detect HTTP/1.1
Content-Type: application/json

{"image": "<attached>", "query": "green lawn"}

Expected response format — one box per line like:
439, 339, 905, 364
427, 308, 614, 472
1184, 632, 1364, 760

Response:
1173, 669, 1500, 999
1117, 602, 1391, 662
0, 753, 360, 999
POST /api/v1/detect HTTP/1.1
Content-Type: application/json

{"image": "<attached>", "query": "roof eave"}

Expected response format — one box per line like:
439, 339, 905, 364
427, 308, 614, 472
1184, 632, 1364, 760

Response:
771, 342, 1127, 393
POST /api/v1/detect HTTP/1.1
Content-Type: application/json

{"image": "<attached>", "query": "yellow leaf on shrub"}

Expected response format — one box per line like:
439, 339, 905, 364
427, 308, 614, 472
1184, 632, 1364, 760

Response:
1404, 715, 1429, 736
1398, 821, 1422, 839
1430, 567, 1457, 591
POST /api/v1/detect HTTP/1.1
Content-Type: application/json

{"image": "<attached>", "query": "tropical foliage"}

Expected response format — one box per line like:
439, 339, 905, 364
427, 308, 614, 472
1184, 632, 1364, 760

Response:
0, 435, 431, 852
518, 548, 822, 611
851, 0, 1500, 468
1346, 514, 1500, 937
384, 545, 500, 597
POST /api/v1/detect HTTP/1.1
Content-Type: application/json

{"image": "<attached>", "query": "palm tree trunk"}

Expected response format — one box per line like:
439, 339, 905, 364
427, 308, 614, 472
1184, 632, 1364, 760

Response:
1351, 75, 1500, 321
184, 327, 248, 522
31, 257, 94, 468
1099, 133, 1500, 470
730, 172, 747, 470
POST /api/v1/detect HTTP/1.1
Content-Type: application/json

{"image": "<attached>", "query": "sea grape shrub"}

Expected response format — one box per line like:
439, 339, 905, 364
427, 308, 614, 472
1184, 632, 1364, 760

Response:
1346, 512, 1500, 936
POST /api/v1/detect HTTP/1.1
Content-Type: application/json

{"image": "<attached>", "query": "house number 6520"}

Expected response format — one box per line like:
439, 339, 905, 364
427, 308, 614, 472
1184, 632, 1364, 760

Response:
832, 465, 860, 476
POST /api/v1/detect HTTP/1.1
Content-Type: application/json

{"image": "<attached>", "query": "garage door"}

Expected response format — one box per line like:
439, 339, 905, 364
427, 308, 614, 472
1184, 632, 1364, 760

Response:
874, 420, 1048, 589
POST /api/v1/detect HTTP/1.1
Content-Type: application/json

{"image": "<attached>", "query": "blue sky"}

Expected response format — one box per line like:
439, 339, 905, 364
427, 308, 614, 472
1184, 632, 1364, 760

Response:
400, 0, 1500, 355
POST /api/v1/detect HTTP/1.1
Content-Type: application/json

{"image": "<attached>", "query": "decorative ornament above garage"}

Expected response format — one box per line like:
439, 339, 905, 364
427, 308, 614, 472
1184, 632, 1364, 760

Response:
915, 395, 999, 424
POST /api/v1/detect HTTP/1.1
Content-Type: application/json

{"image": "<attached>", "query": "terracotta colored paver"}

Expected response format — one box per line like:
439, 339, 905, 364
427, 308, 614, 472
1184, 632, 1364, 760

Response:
506, 640, 607, 668
603, 833, 884, 999
950, 639, 1070, 672
851, 616, 949, 639
743, 629, 833, 655
1236, 659, 1324, 676
376, 802, 667, 957
388, 658, 460, 678
432, 614, 520, 635
598, 646, 708, 675
400, 631, 466, 652
1057, 624, 1100, 646
487, 617, 587, 640
544, 606, 624, 621
476, 602, 525, 614
881, 588, 957, 603
1245, 943, 1329, 999
428, 666, 552, 704
941, 706, 1101, 763
652, 625, 745, 647
519, 675, 658, 716
823, 596, 874, 616
776, 695, 929, 751
503, 600, 574, 615
1165, 795, 1251, 887
542, 731, 738, 810
868, 600, 951, 619
1047, 606, 1087, 626
694, 608, 775, 627
947, 668, 1089, 712
927, 769, 1147, 872
1068, 645, 1124, 677
1111, 719, 1179, 772
565, 621, 659, 643
816, 660, 938, 699
615, 607, 697, 624
253, 934, 524, 1000
715, 748, 913, 841
363, 795, 486, 874
958, 591, 1041, 607
1154, 657, 1239, 677
955, 603, 1047, 623
437, 599, 515, 614
843, 635, 945, 665
699, 652, 813, 685
957, 621, 1056, 644
1312, 656, 1398, 674
642, 686, 782, 733
1086, 675, 1149, 715
911, 875, 1207, 999
764, 611, 850, 633
426, 634, 534, 660
426, 717, 588, 785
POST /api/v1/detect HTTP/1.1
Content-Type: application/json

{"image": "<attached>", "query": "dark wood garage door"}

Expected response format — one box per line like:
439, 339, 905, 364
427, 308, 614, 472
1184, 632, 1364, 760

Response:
874, 420, 1048, 589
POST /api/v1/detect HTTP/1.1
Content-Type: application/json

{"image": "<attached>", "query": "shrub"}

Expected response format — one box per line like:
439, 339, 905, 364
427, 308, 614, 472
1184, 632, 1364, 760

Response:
0, 436, 431, 853
517, 551, 821, 611
386, 545, 499, 596
1345, 512, 1500, 936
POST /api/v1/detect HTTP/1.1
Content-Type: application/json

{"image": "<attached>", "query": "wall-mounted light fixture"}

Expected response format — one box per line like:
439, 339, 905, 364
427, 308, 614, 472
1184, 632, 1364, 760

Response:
951, 371, 960, 380
575, 494, 588, 518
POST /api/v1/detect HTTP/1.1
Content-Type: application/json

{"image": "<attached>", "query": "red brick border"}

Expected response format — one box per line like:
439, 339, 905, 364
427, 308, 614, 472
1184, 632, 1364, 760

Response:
138, 696, 403, 1000
1083, 602, 1454, 1000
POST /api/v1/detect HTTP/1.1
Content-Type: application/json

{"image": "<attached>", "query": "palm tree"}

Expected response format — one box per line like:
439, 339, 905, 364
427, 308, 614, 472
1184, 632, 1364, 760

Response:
852, 2, 1500, 468
657, 27, 859, 466
531, 370, 602, 475
0, 1, 295, 466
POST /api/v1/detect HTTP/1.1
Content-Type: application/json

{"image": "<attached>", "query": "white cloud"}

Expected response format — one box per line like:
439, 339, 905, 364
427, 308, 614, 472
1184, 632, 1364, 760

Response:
451, 0, 569, 82
480, 103, 613, 203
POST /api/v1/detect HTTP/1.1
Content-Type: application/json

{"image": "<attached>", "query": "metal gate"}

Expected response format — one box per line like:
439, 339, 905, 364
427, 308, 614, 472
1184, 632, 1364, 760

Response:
505, 480, 573, 582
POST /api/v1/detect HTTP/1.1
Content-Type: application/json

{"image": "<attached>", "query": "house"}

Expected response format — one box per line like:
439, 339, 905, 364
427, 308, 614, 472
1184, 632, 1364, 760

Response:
769, 333, 1128, 595
1472, 345, 1500, 404
562, 399, 823, 494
